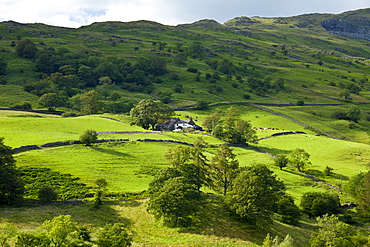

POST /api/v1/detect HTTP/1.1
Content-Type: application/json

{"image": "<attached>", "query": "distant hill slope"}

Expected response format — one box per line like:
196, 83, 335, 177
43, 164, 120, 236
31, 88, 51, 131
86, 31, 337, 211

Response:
1, 8, 370, 110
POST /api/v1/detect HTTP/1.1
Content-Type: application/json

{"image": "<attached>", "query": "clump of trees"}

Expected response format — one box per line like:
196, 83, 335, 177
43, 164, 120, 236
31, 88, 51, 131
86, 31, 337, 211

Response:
148, 139, 301, 228
202, 107, 257, 144
130, 99, 173, 130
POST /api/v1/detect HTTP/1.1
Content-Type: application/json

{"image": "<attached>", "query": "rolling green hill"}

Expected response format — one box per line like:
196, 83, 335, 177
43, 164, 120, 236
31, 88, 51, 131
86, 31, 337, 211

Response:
2, 8, 370, 246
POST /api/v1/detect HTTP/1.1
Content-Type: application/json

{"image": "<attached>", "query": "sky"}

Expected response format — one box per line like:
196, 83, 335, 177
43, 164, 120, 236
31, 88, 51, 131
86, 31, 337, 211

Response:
0, 0, 369, 28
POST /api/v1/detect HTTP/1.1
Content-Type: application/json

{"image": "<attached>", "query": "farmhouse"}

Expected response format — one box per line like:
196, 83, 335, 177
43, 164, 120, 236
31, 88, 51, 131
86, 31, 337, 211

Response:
156, 117, 202, 131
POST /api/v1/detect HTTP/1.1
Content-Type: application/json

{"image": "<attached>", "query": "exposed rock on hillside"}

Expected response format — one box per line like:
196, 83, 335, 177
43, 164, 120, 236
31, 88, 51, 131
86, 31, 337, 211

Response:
321, 19, 370, 40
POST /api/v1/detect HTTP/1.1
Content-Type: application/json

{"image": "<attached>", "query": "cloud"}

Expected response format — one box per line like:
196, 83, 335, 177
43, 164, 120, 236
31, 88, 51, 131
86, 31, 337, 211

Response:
0, 0, 369, 28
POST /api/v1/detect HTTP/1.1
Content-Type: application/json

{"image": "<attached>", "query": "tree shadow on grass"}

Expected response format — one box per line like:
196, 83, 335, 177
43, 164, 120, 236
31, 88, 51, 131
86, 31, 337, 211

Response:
90, 146, 132, 157
0, 202, 133, 229
180, 194, 268, 245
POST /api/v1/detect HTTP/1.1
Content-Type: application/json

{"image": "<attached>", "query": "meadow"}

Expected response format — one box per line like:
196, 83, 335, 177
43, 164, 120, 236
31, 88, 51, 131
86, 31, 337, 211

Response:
0, 104, 369, 246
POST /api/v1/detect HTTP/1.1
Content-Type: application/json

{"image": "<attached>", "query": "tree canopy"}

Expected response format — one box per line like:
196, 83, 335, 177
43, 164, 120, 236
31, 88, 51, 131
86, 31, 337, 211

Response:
130, 99, 173, 130
0, 137, 24, 205
226, 165, 285, 227
209, 144, 239, 195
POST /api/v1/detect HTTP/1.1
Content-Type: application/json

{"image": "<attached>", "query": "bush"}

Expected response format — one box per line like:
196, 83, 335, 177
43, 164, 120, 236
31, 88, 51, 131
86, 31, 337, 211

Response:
186, 67, 198, 73
79, 130, 98, 146
38, 186, 58, 202
10, 101, 32, 110
169, 73, 179, 80
243, 94, 251, 99
61, 112, 77, 118
297, 100, 305, 106
96, 223, 132, 247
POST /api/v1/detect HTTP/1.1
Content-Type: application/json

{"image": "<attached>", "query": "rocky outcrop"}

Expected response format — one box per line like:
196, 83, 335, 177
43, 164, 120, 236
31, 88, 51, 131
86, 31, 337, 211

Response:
321, 18, 370, 40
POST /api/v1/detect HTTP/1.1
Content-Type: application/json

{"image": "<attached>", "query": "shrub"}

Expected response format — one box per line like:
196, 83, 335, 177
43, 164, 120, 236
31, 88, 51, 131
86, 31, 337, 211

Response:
169, 73, 179, 80
79, 130, 98, 146
61, 112, 77, 118
10, 101, 32, 110
297, 100, 305, 106
186, 67, 198, 73
38, 186, 58, 202
243, 94, 251, 99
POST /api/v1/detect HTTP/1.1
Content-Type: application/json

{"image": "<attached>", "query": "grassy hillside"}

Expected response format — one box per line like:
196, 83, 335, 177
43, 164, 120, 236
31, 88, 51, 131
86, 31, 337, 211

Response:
2, 8, 370, 246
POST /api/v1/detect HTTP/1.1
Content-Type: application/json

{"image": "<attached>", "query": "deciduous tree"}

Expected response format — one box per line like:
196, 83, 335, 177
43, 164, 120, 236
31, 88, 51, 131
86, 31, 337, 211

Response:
226, 165, 285, 227
148, 177, 201, 227
130, 99, 173, 130
15, 39, 38, 59
0, 137, 24, 205
79, 130, 98, 146
209, 144, 239, 195
300, 192, 341, 218
274, 154, 289, 170
289, 148, 311, 172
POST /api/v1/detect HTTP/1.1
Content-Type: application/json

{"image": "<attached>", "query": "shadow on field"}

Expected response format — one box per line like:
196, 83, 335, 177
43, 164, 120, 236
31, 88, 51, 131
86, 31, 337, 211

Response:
117, 200, 143, 208
256, 146, 291, 155
181, 195, 267, 244
90, 146, 132, 157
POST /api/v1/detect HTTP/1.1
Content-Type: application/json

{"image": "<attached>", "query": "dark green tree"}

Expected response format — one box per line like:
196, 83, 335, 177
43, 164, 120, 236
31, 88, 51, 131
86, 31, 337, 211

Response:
217, 107, 258, 144
15, 39, 38, 59
274, 154, 289, 170
80, 90, 102, 115
0, 58, 7, 75
37, 186, 58, 202
164, 138, 209, 192
0, 137, 24, 204
346, 105, 361, 122
130, 99, 173, 130
226, 165, 285, 227
300, 192, 341, 218
209, 144, 239, 195
348, 171, 370, 214
79, 130, 98, 146
148, 177, 201, 227
96, 223, 132, 247
147, 167, 182, 195
38, 93, 63, 111
276, 194, 301, 225
289, 148, 311, 172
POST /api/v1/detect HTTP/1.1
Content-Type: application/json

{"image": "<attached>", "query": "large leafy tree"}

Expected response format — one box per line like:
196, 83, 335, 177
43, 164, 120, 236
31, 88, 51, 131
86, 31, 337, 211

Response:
15, 39, 38, 59
346, 170, 370, 214
289, 148, 311, 172
209, 144, 239, 195
164, 138, 209, 191
79, 90, 102, 115
148, 177, 201, 227
130, 99, 173, 130
211, 107, 257, 144
0, 137, 24, 205
38, 93, 64, 111
226, 165, 285, 227
300, 192, 341, 218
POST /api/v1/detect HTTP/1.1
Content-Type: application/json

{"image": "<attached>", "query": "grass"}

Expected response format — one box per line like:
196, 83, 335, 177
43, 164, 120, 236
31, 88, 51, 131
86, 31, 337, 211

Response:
0, 195, 318, 246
